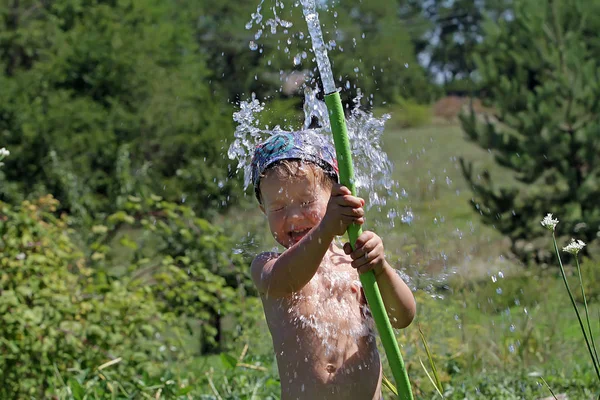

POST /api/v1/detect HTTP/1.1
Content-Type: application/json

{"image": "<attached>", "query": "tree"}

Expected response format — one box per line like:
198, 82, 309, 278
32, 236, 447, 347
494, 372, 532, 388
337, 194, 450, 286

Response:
197, 0, 434, 106
409, 0, 512, 90
460, 0, 600, 263
0, 0, 239, 221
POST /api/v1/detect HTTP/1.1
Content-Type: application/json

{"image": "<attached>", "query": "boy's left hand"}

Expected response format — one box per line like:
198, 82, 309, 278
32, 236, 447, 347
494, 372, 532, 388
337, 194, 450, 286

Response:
343, 231, 387, 276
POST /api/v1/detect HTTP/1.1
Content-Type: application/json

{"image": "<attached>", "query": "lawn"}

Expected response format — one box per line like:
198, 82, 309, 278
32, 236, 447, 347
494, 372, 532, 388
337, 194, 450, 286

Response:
199, 120, 600, 399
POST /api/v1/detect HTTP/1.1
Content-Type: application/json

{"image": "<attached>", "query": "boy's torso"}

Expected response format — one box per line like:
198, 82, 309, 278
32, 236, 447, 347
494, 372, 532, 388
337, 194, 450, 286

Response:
261, 246, 383, 400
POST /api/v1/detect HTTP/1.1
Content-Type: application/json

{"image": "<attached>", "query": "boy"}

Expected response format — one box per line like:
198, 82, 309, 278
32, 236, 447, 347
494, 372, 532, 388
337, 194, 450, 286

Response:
250, 131, 416, 400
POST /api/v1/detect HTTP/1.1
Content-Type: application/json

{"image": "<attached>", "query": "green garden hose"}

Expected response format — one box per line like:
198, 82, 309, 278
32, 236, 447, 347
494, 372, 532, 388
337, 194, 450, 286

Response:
324, 91, 414, 400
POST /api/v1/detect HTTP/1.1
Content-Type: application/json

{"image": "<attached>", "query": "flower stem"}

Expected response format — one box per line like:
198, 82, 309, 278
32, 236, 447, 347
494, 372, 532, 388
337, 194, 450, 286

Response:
575, 256, 600, 368
552, 232, 600, 381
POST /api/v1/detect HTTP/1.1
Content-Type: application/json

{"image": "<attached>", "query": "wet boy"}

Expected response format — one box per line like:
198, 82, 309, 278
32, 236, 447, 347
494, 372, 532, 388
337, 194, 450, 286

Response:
250, 131, 416, 400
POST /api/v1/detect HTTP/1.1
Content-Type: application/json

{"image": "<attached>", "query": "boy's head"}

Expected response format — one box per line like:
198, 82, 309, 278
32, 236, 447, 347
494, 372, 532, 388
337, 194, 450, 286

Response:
251, 131, 339, 247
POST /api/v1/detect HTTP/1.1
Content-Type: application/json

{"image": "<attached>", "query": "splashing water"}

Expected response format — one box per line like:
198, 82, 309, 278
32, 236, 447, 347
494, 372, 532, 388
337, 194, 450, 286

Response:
228, 86, 400, 216
289, 259, 375, 355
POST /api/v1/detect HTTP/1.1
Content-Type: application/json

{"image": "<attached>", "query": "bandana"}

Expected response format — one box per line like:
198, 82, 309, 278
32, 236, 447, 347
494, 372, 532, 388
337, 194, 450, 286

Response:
250, 131, 339, 201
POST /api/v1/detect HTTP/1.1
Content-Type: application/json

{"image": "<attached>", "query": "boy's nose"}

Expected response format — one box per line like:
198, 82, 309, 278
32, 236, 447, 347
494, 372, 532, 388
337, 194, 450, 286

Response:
286, 205, 304, 224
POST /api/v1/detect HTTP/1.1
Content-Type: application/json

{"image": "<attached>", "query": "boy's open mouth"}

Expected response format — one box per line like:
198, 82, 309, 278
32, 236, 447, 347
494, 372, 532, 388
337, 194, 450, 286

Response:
289, 228, 311, 243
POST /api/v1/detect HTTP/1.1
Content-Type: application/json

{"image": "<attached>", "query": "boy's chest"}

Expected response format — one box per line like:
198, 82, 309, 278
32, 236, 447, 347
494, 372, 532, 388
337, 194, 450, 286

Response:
289, 264, 364, 320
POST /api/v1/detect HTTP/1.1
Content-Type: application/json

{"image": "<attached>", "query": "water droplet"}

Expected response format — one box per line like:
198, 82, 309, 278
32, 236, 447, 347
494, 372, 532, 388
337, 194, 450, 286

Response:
249, 41, 258, 51
401, 209, 414, 225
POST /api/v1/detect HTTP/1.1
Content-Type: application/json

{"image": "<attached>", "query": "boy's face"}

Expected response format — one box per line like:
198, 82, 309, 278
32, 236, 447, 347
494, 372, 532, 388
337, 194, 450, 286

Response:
259, 165, 330, 248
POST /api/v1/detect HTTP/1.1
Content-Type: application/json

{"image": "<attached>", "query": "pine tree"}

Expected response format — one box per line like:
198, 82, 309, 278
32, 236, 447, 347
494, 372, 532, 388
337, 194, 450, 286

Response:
460, 0, 600, 263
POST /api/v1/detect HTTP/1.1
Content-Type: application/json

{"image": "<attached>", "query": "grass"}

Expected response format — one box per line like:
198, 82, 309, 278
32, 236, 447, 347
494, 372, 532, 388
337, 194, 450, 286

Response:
371, 122, 518, 281
199, 121, 600, 399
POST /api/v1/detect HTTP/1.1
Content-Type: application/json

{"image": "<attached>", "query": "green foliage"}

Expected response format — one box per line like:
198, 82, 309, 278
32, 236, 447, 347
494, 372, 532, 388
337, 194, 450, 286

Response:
577, 258, 600, 303
256, 98, 304, 130
0, 0, 239, 220
415, 0, 512, 87
89, 194, 253, 353
460, 0, 600, 264
198, 0, 435, 108
457, 274, 542, 314
0, 193, 251, 396
443, 371, 597, 399
0, 196, 182, 398
380, 98, 432, 129
195, 273, 600, 399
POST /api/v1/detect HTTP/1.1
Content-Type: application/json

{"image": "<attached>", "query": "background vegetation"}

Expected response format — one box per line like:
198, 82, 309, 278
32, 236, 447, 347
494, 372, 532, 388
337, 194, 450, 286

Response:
1, 0, 599, 398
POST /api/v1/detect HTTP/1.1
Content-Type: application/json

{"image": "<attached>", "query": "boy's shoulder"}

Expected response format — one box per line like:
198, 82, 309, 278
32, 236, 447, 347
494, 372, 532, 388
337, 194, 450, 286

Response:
250, 251, 280, 291
251, 251, 280, 267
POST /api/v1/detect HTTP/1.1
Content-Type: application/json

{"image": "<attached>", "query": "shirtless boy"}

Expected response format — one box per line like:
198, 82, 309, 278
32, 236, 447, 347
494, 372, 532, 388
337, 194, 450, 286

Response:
250, 131, 416, 400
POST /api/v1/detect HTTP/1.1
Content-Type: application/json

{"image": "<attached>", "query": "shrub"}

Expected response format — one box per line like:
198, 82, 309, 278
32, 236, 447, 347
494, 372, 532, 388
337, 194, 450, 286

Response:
88, 194, 252, 354
0, 196, 181, 398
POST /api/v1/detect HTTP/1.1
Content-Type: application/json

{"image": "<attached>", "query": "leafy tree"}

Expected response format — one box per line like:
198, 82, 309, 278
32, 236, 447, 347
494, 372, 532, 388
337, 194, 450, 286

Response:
460, 0, 600, 263
0, 0, 238, 221
408, 0, 512, 90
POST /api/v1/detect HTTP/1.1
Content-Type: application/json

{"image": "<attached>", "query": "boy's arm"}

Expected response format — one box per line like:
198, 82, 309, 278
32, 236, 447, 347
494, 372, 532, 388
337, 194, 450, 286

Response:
252, 184, 364, 298
374, 261, 416, 329
251, 222, 336, 298
345, 231, 416, 329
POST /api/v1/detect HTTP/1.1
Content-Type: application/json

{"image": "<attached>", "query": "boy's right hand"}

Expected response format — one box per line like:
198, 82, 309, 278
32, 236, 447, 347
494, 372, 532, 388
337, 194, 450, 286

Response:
321, 184, 365, 236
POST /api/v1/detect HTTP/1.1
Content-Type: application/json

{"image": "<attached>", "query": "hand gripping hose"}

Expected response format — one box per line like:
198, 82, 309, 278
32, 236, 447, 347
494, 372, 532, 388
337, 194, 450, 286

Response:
324, 91, 414, 400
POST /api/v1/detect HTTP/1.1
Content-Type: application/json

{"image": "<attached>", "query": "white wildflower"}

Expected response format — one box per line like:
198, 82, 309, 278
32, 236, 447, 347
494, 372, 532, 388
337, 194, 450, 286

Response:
540, 213, 559, 231
563, 238, 586, 255
0, 147, 8, 167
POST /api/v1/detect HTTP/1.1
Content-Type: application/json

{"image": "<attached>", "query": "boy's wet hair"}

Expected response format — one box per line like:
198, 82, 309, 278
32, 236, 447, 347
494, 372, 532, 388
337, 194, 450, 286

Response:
257, 159, 337, 204
250, 131, 339, 203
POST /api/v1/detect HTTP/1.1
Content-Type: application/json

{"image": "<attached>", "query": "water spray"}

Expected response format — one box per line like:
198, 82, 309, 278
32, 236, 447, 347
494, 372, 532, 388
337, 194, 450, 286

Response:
302, 2, 414, 399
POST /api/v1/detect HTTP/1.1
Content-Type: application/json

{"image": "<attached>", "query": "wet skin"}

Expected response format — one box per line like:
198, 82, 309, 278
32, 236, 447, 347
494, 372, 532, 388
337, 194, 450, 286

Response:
261, 244, 382, 400
252, 166, 415, 399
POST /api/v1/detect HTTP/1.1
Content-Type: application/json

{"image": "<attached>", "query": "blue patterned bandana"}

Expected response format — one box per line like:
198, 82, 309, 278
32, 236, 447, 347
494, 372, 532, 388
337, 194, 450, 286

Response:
251, 131, 339, 202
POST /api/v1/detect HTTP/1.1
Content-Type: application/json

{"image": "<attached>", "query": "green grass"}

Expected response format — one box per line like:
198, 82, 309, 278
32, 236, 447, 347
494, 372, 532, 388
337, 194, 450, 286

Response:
366, 122, 520, 282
